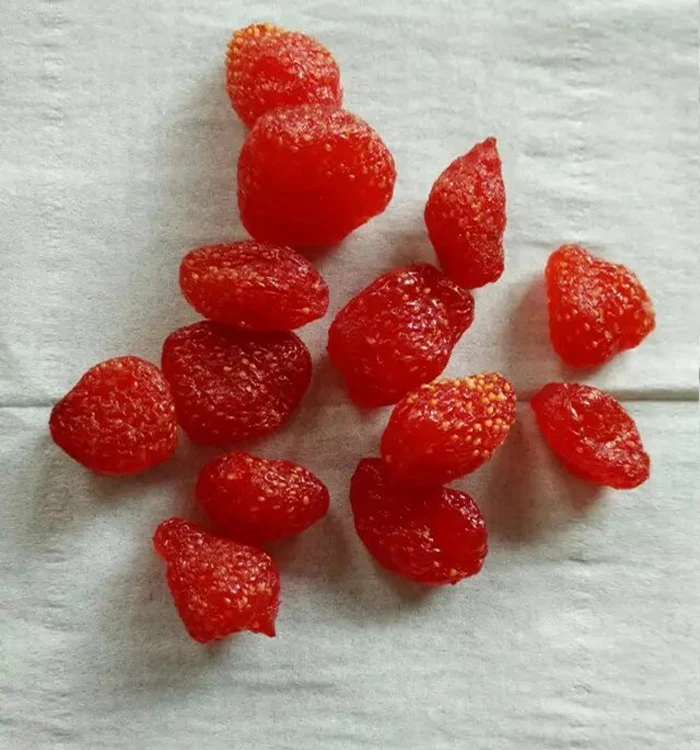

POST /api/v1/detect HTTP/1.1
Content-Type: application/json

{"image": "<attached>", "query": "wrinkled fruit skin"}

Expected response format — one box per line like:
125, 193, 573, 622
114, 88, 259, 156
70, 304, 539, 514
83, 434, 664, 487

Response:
226, 23, 342, 127
179, 241, 329, 331
49, 356, 177, 475
238, 105, 396, 249
327, 264, 475, 406
153, 518, 280, 643
350, 458, 488, 585
381, 373, 516, 485
545, 245, 655, 368
424, 137, 506, 289
161, 322, 311, 445
196, 451, 329, 543
531, 383, 650, 489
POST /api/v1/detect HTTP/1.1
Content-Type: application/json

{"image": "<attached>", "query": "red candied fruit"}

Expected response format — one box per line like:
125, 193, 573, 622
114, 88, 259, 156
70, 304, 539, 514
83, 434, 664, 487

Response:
545, 245, 655, 368
350, 458, 488, 585
381, 373, 516, 485
154, 518, 280, 643
49, 356, 177, 475
196, 451, 329, 543
161, 322, 311, 445
424, 137, 506, 289
226, 23, 342, 127
531, 382, 650, 489
327, 263, 474, 406
179, 241, 328, 331
238, 105, 396, 249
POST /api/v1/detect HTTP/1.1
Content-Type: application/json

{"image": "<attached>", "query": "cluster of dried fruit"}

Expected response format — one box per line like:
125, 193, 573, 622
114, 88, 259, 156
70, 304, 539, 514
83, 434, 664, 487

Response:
49, 24, 656, 644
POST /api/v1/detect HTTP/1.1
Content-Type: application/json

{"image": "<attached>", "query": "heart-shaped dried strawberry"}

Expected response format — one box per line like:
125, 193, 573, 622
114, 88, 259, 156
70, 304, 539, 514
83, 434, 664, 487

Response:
161, 322, 311, 445
545, 245, 655, 368
154, 518, 280, 643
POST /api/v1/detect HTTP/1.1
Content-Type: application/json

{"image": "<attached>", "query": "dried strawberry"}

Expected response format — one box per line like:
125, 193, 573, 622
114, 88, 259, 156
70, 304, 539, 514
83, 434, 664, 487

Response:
226, 23, 342, 127
424, 137, 506, 289
327, 264, 474, 406
531, 383, 650, 489
179, 241, 328, 331
545, 245, 655, 368
381, 373, 516, 485
161, 322, 311, 445
49, 356, 177, 475
196, 451, 329, 543
238, 105, 396, 249
153, 518, 280, 643
350, 458, 487, 585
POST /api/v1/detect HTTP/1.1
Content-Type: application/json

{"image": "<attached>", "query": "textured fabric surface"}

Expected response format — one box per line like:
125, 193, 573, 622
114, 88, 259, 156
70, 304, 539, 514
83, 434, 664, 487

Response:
1, 1, 698, 748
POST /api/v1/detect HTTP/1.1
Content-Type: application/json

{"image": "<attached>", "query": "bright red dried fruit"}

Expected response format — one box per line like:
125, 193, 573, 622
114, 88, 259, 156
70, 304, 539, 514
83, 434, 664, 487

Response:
424, 137, 506, 289
179, 241, 328, 331
49, 356, 177, 475
545, 245, 655, 368
327, 264, 475, 406
531, 382, 650, 489
196, 451, 329, 543
161, 322, 311, 445
381, 373, 516, 485
238, 105, 396, 249
153, 518, 280, 643
350, 458, 488, 585
226, 23, 342, 127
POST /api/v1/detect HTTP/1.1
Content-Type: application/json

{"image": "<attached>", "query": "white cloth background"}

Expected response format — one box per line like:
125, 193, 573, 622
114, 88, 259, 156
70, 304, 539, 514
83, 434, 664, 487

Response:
1, 1, 698, 748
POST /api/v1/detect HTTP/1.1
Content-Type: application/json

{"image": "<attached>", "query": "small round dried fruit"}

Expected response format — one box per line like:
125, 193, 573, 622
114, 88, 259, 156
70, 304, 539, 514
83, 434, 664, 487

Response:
531, 382, 650, 489
49, 356, 177, 475
238, 105, 396, 249
351, 458, 488, 585
161, 322, 311, 445
196, 451, 329, 543
545, 244, 655, 368
179, 241, 328, 331
327, 263, 474, 406
154, 518, 280, 643
226, 23, 342, 127
425, 137, 506, 289
381, 373, 516, 485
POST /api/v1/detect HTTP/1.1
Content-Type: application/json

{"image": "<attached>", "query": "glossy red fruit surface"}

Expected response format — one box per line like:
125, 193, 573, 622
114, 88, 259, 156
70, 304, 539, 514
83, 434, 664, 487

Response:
196, 451, 329, 543
545, 245, 655, 368
238, 105, 396, 249
161, 322, 311, 445
153, 518, 280, 643
424, 137, 506, 289
179, 241, 328, 331
381, 373, 516, 485
327, 264, 474, 406
226, 23, 342, 127
350, 458, 488, 585
49, 356, 177, 475
531, 382, 650, 489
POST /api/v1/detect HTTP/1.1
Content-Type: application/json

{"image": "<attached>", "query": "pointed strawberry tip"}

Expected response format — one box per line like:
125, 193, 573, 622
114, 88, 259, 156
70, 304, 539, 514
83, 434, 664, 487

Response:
153, 517, 193, 559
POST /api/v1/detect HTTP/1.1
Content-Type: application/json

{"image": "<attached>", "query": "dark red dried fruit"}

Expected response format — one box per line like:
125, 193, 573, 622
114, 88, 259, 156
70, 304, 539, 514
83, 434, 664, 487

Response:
531, 382, 650, 489
350, 458, 487, 585
196, 451, 329, 543
424, 137, 506, 289
327, 264, 474, 406
238, 105, 396, 249
153, 518, 280, 643
161, 322, 311, 445
179, 241, 328, 331
381, 373, 516, 485
49, 356, 177, 475
545, 245, 655, 368
226, 23, 342, 127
